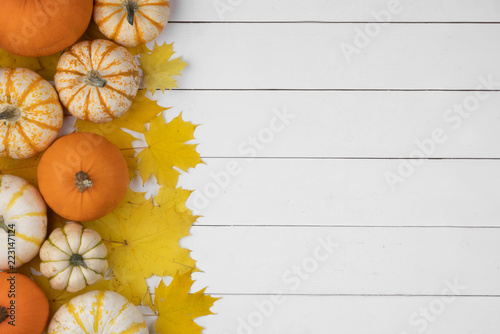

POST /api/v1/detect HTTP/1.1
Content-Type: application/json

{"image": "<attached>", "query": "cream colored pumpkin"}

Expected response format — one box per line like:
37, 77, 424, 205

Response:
48, 290, 148, 334
54, 39, 140, 123
39, 222, 108, 293
0, 68, 63, 159
0, 174, 47, 270
94, 0, 170, 47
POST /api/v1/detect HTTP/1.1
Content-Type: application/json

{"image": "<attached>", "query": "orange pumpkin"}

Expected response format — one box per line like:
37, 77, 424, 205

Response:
0, 0, 93, 57
94, 0, 170, 47
54, 39, 140, 123
37, 132, 129, 221
0, 68, 64, 159
0, 272, 49, 334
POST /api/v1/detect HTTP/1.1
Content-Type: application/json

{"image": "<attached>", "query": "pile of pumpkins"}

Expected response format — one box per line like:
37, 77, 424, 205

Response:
0, 0, 170, 333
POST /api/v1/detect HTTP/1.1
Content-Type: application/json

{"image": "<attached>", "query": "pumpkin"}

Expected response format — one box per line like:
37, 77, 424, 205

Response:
0, 272, 49, 333
48, 290, 148, 333
54, 39, 140, 123
37, 132, 129, 222
0, 68, 64, 159
39, 222, 108, 293
94, 0, 170, 47
0, 175, 47, 270
0, 0, 93, 57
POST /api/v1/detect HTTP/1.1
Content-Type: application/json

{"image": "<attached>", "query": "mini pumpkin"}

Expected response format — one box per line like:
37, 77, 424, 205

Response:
48, 290, 148, 334
0, 174, 47, 270
0, 68, 63, 159
94, 0, 170, 47
40, 222, 108, 293
37, 132, 129, 222
0, 272, 49, 334
54, 39, 140, 123
0, 0, 93, 57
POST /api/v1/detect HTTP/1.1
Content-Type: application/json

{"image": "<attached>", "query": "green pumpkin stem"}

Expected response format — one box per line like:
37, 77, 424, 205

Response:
69, 253, 88, 268
0, 216, 13, 234
0, 306, 7, 323
75, 171, 93, 193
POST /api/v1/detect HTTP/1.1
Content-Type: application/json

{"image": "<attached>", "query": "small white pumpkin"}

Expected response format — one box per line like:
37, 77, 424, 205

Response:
0, 174, 47, 270
48, 290, 148, 334
94, 0, 170, 47
39, 222, 108, 293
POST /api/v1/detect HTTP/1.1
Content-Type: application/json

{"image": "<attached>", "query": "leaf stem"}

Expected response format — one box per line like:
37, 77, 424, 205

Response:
102, 239, 128, 245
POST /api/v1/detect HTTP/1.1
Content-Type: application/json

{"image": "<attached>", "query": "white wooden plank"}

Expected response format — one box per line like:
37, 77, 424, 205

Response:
157, 23, 500, 89
160, 90, 500, 158
178, 159, 500, 226
170, 0, 500, 23
198, 295, 500, 334
185, 226, 500, 295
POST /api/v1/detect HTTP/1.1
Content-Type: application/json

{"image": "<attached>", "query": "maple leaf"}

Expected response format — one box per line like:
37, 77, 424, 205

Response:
82, 189, 196, 308
0, 153, 42, 187
32, 273, 115, 320
35, 53, 61, 81
138, 113, 202, 187
140, 42, 187, 94
155, 270, 219, 334
74, 90, 165, 149
0, 48, 60, 81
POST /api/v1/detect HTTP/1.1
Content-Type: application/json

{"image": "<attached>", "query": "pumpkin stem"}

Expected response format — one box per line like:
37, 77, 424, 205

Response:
123, 0, 139, 25
75, 171, 93, 193
85, 69, 107, 88
69, 253, 88, 268
0, 306, 7, 323
0, 216, 13, 234
0, 105, 21, 123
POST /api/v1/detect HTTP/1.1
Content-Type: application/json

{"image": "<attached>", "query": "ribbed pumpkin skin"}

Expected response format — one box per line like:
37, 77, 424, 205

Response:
40, 222, 108, 293
0, 272, 49, 334
0, 0, 93, 57
37, 132, 129, 222
0, 68, 64, 159
54, 39, 140, 123
48, 290, 148, 334
94, 0, 170, 47
0, 175, 47, 270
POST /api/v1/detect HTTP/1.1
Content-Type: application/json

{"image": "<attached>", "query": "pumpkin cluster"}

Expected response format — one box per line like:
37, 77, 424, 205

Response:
0, 1, 171, 333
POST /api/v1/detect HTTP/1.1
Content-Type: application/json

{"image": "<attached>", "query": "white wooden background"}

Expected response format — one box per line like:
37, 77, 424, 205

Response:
155, 1, 500, 333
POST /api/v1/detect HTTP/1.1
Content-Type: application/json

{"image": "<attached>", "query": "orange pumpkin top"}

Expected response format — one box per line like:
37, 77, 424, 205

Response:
0, 272, 49, 334
37, 132, 129, 222
0, 0, 94, 57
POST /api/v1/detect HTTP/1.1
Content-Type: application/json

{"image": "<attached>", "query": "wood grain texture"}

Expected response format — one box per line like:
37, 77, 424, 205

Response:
160, 90, 500, 158
197, 295, 500, 334
185, 226, 499, 296
170, 0, 500, 22
178, 159, 500, 226
156, 23, 500, 89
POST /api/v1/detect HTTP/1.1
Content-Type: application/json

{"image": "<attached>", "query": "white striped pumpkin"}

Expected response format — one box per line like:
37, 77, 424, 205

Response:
48, 290, 148, 334
39, 222, 108, 293
0, 68, 63, 159
54, 39, 140, 123
0, 174, 47, 270
94, 0, 170, 47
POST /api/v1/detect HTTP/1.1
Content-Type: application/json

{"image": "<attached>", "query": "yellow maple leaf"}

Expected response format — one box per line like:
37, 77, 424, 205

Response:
75, 90, 166, 148
140, 42, 187, 94
0, 48, 60, 81
32, 273, 115, 320
35, 53, 61, 81
155, 185, 193, 215
82, 189, 196, 308
138, 113, 202, 187
155, 270, 219, 334
0, 153, 42, 187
